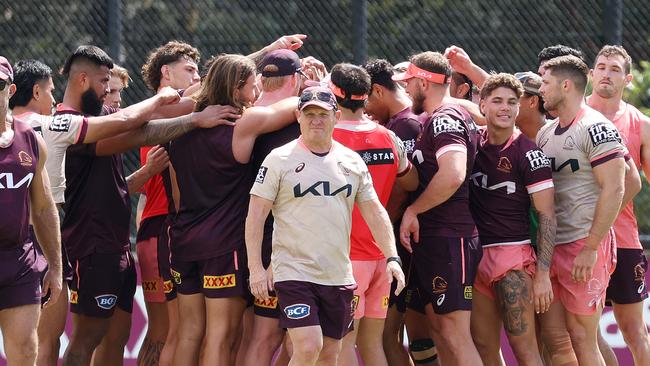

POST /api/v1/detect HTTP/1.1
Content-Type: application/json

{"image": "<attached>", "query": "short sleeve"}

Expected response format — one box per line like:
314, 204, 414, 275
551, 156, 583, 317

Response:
355, 161, 378, 203
388, 130, 411, 175
390, 117, 421, 158
250, 152, 282, 202
428, 114, 468, 159
583, 122, 625, 167
46, 114, 89, 145
520, 146, 554, 194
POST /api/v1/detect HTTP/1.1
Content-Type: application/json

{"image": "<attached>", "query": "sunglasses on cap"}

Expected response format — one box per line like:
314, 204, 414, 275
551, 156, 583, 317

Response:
299, 90, 337, 109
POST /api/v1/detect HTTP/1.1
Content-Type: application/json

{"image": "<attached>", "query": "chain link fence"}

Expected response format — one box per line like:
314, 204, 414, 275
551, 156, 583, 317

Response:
2, 0, 649, 245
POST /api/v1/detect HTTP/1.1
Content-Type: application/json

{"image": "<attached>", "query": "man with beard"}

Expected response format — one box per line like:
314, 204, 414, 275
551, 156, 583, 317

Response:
586, 45, 650, 366
536, 55, 626, 365
395, 52, 483, 366
57, 45, 240, 366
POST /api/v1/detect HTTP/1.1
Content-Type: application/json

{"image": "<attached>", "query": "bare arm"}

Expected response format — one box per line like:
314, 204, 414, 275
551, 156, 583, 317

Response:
135, 194, 146, 232
444, 45, 489, 88
232, 97, 299, 164
245, 195, 274, 300
83, 87, 181, 143
247, 34, 307, 66
621, 157, 642, 213
530, 187, 556, 314
126, 145, 169, 194
358, 198, 405, 295
395, 165, 418, 192
94, 105, 240, 156
639, 115, 650, 180
29, 134, 62, 307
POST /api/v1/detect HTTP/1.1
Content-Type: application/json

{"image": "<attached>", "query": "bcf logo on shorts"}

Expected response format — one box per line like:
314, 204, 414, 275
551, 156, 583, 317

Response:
95, 294, 118, 310
284, 304, 310, 319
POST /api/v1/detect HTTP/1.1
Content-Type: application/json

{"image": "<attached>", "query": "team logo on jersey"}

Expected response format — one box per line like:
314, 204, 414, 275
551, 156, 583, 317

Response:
293, 181, 352, 197
563, 136, 577, 150
95, 294, 118, 310
464, 286, 473, 300
634, 263, 646, 282
358, 148, 395, 166
525, 150, 551, 171
171, 269, 181, 285
70, 290, 78, 304
255, 166, 268, 184
382, 295, 389, 309
18, 151, 33, 166
549, 157, 579, 173
49, 115, 72, 132
143, 281, 158, 292
295, 162, 305, 173
432, 116, 464, 137
0, 172, 34, 189
588, 123, 622, 147
163, 280, 174, 294
470, 172, 516, 194
497, 156, 512, 173
203, 274, 236, 289
254, 296, 278, 309
284, 304, 311, 319
403, 139, 416, 154
337, 162, 351, 176
586, 278, 604, 308
432, 276, 448, 294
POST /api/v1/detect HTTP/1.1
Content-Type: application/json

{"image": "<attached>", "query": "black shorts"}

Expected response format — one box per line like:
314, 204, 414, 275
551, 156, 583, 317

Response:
254, 290, 280, 318
389, 241, 426, 314
606, 248, 648, 305
69, 251, 137, 318
412, 235, 481, 314
157, 222, 177, 301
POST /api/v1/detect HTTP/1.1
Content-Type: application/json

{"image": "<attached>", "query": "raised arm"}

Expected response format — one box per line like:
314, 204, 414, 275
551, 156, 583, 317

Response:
444, 45, 489, 88
29, 134, 62, 308
247, 34, 307, 66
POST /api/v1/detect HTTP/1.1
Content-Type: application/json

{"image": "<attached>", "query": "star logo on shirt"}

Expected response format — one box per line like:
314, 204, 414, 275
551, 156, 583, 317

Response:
362, 152, 372, 164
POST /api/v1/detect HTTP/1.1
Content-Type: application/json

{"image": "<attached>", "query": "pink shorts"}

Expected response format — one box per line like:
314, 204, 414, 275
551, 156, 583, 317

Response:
351, 259, 390, 320
136, 237, 165, 303
474, 245, 537, 300
550, 232, 616, 315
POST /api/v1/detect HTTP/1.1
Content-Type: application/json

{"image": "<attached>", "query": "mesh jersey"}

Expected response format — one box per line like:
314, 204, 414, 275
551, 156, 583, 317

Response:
470, 128, 553, 247
250, 139, 378, 286
14, 111, 88, 204
536, 106, 625, 244
0, 119, 39, 249
333, 119, 410, 260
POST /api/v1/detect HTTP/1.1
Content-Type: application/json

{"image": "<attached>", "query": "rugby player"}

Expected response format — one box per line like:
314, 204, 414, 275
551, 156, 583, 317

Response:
246, 86, 405, 366
470, 73, 555, 366
395, 51, 483, 365
537, 45, 584, 75
586, 45, 650, 366
450, 71, 473, 101
364, 59, 437, 366
239, 49, 305, 366
536, 55, 626, 366
58, 45, 238, 366
0, 55, 63, 366
168, 54, 300, 366
328, 63, 416, 366
513, 72, 547, 141
137, 40, 201, 366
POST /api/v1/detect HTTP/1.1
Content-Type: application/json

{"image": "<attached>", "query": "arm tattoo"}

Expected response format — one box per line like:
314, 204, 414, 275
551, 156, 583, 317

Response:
140, 114, 195, 146
536, 212, 556, 271
495, 271, 532, 336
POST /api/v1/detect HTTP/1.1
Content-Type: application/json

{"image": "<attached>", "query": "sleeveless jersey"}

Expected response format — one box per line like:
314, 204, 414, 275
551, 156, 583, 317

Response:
0, 118, 39, 249
333, 119, 409, 260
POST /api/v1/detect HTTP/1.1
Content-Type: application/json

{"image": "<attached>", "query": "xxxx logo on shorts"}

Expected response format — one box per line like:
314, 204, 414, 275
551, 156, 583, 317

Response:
70, 290, 78, 304
382, 295, 389, 309
464, 286, 473, 300
163, 280, 174, 294
203, 274, 236, 289
254, 296, 278, 309
143, 281, 158, 292
171, 269, 181, 285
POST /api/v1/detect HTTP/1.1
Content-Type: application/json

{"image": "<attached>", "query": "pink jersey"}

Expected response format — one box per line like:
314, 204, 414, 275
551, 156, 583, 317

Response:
611, 102, 645, 249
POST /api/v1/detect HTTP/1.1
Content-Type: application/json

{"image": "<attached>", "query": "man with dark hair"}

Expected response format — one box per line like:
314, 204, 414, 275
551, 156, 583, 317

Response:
395, 51, 482, 365
141, 41, 201, 94
587, 44, 650, 365
470, 73, 555, 365
329, 63, 415, 366
450, 71, 472, 100
57, 45, 239, 366
9, 59, 55, 115
537, 44, 584, 75
514, 71, 547, 140
536, 55, 626, 365
0, 55, 62, 366
363, 58, 436, 366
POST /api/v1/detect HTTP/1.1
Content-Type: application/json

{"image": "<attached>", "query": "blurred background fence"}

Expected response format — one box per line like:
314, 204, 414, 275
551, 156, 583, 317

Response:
1, 0, 649, 245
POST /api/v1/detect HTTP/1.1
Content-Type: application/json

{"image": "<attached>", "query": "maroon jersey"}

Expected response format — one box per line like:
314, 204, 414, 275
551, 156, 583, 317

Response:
60, 105, 130, 261
412, 103, 478, 237
0, 119, 39, 249
385, 107, 423, 160
169, 125, 252, 262
470, 129, 553, 247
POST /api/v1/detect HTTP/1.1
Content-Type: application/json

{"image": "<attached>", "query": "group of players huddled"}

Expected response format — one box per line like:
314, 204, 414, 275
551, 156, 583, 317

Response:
0, 33, 649, 366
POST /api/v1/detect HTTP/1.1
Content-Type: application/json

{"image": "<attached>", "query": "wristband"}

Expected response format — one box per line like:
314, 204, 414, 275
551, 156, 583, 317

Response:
386, 256, 402, 267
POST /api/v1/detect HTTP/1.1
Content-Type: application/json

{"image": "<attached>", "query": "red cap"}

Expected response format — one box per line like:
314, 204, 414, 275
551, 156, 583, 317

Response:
392, 62, 448, 84
0, 56, 13, 81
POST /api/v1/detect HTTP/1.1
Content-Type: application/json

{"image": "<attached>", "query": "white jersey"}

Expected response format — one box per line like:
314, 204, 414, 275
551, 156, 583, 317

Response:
15, 111, 87, 203
536, 106, 625, 244
250, 138, 378, 286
